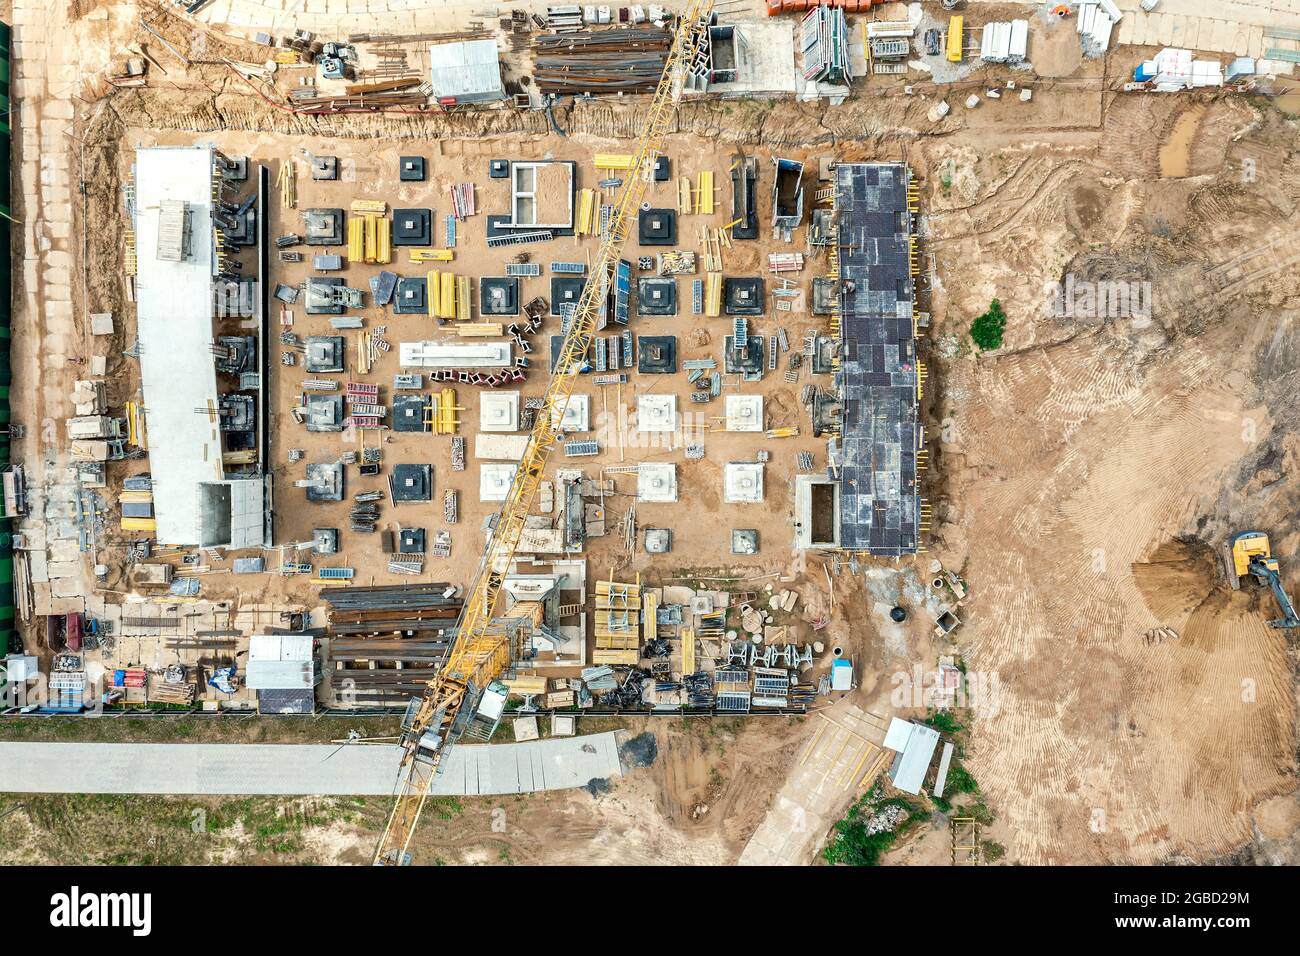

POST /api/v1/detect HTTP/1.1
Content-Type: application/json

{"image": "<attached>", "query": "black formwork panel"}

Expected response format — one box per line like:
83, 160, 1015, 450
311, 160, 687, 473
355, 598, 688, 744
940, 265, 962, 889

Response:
833, 163, 920, 557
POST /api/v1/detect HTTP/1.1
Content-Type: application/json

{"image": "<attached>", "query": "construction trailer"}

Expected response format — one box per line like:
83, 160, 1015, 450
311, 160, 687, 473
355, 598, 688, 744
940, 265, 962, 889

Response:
427, 38, 505, 105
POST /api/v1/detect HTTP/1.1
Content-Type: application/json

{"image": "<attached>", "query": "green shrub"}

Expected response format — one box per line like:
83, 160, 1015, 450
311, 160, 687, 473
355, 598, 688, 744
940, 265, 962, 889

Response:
970, 299, 1007, 351
924, 709, 963, 736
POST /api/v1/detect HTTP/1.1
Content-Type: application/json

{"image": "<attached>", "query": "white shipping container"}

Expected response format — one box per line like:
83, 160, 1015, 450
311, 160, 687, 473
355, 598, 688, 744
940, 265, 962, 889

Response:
980, 21, 1012, 62
980, 22, 996, 60
1091, 13, 1113, 51
1009, 19, 1029, 61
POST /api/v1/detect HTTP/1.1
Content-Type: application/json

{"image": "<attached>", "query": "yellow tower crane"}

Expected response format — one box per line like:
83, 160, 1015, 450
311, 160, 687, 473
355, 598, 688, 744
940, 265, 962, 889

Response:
373, 0, 715, 865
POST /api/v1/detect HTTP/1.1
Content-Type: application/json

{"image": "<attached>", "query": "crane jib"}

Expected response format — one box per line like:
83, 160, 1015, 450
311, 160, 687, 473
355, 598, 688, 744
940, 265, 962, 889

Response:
373, 0, 716, 865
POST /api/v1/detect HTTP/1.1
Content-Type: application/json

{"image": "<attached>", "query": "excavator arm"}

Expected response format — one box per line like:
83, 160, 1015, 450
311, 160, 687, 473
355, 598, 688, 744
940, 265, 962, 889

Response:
1247, 558, 1300, 629
373, 0, 716, 865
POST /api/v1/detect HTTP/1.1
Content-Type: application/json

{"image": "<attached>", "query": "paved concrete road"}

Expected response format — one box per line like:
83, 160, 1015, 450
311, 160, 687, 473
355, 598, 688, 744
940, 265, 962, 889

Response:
0, 734, 622, 796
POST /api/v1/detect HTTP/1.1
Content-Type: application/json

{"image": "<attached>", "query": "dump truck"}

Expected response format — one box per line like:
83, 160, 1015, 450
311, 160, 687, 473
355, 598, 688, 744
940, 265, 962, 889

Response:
1225, 531, 1300, 629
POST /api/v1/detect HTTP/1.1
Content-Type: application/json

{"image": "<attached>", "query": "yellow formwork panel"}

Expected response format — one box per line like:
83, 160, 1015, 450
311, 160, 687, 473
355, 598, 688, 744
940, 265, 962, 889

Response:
696, 171, 714, 215
364, 214, 378, 262
375, 217, 392, 264
439, 272, 458, 320
704, 272, 723, 317
682, 627, 695, 675
643, 591, 658, 642
456, 323, 503, 337
347, 217, 364, 262
594, 153, 634, 169
576, 188, 597, 236
592, 649, 640, 666
678, 177, 692, 215
431, 269, 447, 317
946, 16, 963, 62
410, 249, 454, 262
456, 275, 472, 321
351, 199, 386, 215
437, 387, 460, 434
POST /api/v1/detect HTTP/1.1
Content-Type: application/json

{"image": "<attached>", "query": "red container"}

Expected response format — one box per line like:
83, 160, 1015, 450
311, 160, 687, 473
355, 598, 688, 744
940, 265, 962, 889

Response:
65, 613, 82, 652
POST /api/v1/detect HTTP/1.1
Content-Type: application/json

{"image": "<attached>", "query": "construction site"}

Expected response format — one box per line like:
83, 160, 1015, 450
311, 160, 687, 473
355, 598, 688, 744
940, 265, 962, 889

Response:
1, 0, 1299, 870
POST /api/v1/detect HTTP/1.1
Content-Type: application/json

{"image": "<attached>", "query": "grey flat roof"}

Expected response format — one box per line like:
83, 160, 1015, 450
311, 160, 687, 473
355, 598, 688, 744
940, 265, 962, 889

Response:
834, 162, 920, 556
428, 38, 503, 99
888, 721, 940, 794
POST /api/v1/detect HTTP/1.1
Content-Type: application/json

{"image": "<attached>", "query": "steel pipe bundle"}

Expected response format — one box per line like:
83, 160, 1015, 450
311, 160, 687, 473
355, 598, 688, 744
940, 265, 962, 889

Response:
532, 28, 672, 94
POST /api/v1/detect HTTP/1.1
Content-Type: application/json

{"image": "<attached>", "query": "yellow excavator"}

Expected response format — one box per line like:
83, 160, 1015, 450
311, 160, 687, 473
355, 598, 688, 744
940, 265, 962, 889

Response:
1225, 531, 1300, 629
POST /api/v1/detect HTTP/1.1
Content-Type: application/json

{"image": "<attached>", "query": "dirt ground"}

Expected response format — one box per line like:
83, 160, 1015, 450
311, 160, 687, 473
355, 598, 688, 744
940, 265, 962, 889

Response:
7, 1, 1300, 866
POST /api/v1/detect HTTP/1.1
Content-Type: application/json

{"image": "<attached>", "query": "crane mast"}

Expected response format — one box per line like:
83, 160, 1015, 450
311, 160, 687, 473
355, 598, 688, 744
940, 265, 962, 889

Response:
374, 0, 714, 865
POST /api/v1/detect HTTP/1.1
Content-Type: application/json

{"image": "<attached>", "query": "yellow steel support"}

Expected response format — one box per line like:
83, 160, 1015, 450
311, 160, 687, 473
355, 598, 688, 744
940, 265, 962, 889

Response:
374, 0, 715, 866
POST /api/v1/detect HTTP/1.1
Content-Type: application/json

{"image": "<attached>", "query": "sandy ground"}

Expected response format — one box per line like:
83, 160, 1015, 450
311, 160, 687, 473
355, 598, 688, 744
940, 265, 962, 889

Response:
7, 2, 1299, 866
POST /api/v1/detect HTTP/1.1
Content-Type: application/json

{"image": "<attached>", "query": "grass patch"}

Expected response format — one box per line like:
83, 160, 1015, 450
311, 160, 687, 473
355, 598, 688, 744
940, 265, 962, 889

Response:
1, 793, 365, 865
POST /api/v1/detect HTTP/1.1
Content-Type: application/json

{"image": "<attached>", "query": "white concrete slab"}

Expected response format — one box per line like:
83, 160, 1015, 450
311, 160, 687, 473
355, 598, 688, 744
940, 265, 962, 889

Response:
0, 733, 623, 796
134, 147, 225, 544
